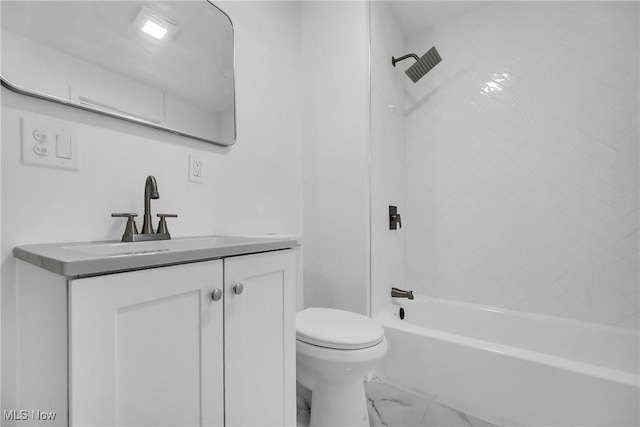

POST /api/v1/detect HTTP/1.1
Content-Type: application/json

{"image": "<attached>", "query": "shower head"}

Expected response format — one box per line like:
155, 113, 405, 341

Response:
392, 47, 442, 83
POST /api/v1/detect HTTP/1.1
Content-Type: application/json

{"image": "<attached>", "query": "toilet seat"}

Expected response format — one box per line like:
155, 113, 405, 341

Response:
296, 307, 384, 350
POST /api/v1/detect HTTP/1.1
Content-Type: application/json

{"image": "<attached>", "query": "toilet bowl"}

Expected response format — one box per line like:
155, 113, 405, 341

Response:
296, 308, 387, 427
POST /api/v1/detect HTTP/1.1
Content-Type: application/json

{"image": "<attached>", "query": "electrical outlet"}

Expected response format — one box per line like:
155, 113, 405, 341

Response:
21, 116, 79, 171
189, 153, 203, 183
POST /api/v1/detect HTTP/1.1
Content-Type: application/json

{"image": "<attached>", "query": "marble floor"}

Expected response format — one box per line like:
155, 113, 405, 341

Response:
296, 377, 500, 427
366, 378, 500, 427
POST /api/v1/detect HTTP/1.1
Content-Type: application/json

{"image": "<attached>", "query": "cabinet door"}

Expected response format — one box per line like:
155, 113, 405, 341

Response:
69, 260, 224, 427
224, 250, 296, 426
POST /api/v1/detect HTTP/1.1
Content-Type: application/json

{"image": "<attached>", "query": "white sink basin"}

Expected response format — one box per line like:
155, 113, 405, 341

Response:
14, 235, 300, 277
63, 236, 262, 256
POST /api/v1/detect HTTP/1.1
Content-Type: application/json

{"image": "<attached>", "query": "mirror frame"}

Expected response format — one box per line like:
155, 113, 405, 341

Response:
0, 1, 236, 147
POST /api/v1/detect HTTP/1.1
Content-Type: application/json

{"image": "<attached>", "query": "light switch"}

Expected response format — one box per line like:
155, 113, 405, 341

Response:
56, 132, 72, 159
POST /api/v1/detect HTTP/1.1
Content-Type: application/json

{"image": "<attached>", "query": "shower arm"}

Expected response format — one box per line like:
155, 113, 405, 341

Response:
391, 54, 420, 67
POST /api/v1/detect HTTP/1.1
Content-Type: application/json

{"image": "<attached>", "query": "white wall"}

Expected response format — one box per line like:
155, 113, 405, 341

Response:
402, 2, 639, 327
369, 2, 405, 317
300, 1, 370, 315
1, 0, 302, 412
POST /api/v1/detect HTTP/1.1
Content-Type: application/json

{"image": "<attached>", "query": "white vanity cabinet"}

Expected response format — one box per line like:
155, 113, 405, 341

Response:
224, 252, 296, 426
69, 260, 225, 426
14, 245, 297, 427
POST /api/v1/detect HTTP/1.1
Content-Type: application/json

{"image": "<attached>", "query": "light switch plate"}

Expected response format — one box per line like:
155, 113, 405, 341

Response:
21, 115, 79, 171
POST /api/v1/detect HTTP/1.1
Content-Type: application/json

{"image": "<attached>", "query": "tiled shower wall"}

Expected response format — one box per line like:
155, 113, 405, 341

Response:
403, 2, 639, 327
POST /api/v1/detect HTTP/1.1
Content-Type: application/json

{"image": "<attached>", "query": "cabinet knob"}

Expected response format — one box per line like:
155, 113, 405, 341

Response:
211, 288, 222, 301
233, 283, 244, 295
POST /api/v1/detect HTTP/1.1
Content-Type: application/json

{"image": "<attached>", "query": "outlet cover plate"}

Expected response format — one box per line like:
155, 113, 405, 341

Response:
189, 153, 203, 183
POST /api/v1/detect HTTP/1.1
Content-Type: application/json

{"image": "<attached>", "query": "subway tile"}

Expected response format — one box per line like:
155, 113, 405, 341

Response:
615, 312, 640, 330
402, 1, 638, 327
611, 108, 640, 136
614, 228, 639, 259
557, 161, 626, 206
556, 139, 624, 186
553, 123, 621, 166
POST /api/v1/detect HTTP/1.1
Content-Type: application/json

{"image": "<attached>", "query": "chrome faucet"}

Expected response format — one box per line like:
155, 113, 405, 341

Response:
391, 287, 414, 300
142, 175, 159, 234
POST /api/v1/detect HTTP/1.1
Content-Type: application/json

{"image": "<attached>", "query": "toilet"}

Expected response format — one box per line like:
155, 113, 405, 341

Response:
296, 307, 387, 427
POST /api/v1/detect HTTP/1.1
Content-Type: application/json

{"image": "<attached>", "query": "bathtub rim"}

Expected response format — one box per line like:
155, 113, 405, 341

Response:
387, 295, 639, 336
377, 299, 640, 388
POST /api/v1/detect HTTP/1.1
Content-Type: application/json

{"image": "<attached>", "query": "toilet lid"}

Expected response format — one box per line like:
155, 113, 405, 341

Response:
296, 308, 384, 350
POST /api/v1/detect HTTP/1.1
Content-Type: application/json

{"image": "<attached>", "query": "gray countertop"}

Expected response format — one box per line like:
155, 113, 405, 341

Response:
14, 235, 301, 277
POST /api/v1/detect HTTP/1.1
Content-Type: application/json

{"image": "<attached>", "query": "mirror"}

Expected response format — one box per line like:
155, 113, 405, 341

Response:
1, 1, 235, 146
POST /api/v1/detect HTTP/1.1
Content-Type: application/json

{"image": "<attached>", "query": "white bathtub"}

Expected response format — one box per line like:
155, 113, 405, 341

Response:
375, 296, 639, 426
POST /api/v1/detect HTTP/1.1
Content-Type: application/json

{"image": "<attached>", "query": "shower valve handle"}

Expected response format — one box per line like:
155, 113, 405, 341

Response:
389, 205, 402, 230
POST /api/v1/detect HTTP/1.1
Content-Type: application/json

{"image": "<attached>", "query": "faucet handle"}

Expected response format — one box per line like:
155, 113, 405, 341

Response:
156, 213, 177, 236
111, 213, 139, 242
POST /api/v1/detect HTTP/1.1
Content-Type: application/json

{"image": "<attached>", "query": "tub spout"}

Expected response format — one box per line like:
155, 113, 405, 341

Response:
391, 287, 414, 300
